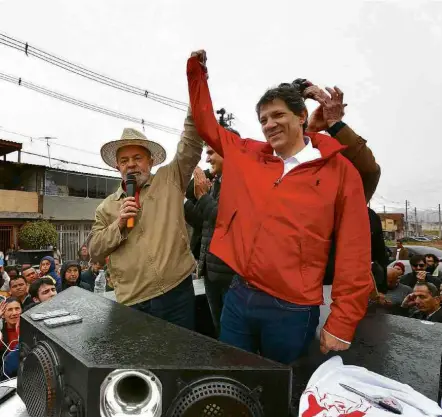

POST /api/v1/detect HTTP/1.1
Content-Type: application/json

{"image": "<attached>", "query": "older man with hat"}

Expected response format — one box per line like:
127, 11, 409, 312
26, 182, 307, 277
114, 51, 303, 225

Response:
87, 112, 203, 330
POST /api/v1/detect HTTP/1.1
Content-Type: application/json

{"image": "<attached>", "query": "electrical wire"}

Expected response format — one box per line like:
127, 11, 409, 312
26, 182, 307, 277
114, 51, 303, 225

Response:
20, 150, 119, 174
1, 337, 19, 381
0, 70, 182, 136
0, 33, 188, 111
0, 127, 100, 156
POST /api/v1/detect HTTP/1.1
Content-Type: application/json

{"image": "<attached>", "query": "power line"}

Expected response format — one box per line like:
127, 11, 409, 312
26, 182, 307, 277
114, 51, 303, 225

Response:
0, 32, 188, 111
0, 70, 182, 136
0, 127, 100, 156
20, 150, 118, 174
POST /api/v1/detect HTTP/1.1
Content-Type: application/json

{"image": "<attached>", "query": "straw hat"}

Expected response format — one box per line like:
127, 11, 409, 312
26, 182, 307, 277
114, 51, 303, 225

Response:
100, 128, 167, 168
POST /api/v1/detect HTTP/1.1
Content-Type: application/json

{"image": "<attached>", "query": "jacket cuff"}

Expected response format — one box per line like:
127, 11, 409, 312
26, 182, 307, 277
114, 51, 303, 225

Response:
326, 121, 347, 137
323, 314, 357, 343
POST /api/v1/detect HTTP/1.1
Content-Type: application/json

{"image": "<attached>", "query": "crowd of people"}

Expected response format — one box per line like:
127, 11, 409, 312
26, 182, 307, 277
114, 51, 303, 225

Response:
0, 245, 112, 380
1, 50, 441, 390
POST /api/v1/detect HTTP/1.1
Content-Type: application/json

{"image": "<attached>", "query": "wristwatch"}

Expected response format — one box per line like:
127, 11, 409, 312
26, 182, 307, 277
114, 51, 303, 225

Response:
326, 121, 347, 137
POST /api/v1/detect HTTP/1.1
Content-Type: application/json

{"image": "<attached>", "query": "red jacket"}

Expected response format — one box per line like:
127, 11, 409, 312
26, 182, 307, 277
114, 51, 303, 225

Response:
187, 57, 372, 342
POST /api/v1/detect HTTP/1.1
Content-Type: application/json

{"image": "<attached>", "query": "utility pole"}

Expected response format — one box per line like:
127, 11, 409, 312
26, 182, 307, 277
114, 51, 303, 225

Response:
439, 204, 441, 239
405, 200, 408, 238
36, 136, 57, 168
383, 206, 386, 214
414, 207, 418, 236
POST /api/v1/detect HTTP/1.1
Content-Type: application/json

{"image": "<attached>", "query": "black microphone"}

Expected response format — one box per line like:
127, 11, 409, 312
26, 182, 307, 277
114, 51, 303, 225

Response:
125, 174, 136, 229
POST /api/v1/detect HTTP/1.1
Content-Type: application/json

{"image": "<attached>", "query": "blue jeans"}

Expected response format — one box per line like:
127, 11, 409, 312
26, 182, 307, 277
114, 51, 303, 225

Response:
204, 276, 231, 337
131, 276, 195, 331
220, 276, 320, 364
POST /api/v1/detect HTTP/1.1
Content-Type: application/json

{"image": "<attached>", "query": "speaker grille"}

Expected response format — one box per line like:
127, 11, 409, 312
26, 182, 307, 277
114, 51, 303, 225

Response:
20, 341, 62, 417
167, 377, 264, 417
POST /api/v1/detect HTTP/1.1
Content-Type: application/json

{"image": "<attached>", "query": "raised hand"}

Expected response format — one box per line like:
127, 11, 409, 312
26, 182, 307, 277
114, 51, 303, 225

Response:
190, 50, 208, 79
306, 86, 347, 132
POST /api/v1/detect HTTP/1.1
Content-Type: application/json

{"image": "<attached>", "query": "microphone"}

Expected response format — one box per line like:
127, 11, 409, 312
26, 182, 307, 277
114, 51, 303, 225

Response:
126, 174, 136, 229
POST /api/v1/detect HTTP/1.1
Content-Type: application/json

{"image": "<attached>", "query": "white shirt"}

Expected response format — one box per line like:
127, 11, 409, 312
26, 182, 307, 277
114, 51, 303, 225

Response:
274, 137, 322, 177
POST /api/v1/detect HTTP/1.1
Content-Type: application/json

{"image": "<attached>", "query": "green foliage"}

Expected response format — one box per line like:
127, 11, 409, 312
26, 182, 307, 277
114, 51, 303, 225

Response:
19, 221, 57, 250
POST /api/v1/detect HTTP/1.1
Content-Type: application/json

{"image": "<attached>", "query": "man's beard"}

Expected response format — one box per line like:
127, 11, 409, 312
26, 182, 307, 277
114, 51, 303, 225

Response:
427, 265, 436, 274
126, 172, 149, 188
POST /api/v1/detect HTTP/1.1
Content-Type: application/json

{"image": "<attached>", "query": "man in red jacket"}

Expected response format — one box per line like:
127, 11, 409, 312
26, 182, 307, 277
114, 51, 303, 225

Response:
187, 50, 372, 364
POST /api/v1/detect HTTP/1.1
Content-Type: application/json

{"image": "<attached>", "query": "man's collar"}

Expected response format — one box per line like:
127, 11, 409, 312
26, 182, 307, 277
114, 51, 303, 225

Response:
273, 137, 317, 163
113, 174, 154, 201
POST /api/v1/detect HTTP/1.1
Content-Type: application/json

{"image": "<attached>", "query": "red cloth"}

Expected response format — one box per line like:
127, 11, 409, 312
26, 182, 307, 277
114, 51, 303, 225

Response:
6, 326, 19, 351
122, 181, 141, 207
187, 56, 372, 341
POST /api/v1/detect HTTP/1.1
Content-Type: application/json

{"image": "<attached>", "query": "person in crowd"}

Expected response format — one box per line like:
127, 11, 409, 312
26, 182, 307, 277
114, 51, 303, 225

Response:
77, 244, 90, 271
187, 50, 372, 363
87, 114, 203, 330
376, 267, 412, 308
39, 256, 61, 291
400, 255, 441, 289
185, 147, 237, 336
0, 259, 10, 297
54, 258, 61, 276
4, 244, 16, 266
60, 261, 91, 292
395, 239, 409, 260
52, 245, 62, 264
0, 297, 21, 380
22, 266, 39, 285
81, 260, 104, 291
24, 277, 58, 311
401, 282, 442, 322
393, 262, 406, 276
184, 168, 213, 261
6, 267, 19, 279
9, 276, 33, 309
425, 254, 442, 279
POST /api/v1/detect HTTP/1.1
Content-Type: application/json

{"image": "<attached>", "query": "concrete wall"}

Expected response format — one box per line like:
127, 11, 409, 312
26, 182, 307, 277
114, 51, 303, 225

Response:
0, 190, 39, 213
43, 196, 103, 221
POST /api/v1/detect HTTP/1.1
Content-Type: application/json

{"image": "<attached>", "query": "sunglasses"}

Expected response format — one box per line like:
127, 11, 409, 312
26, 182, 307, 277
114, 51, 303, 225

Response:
412, 263, 426, 268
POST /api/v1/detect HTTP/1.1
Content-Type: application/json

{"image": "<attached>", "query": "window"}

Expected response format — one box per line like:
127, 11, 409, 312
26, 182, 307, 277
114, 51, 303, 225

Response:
45, 171, 68, 196
67, 174, 87, 197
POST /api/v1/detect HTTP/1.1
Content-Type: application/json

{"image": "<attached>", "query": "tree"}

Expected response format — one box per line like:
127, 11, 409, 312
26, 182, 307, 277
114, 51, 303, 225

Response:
19, 221, 57, 250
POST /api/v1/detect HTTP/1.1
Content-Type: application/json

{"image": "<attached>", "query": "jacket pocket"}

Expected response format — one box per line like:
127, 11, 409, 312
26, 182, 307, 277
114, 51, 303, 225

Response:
300, 235, 332, 299
219, 209, 237, 239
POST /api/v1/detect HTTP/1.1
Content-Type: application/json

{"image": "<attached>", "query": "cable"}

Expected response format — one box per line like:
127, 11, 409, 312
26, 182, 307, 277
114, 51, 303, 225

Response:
20, 150, 119, 174
0, 33, 188, 111
1, 337, 18, 381
0, 70, 182, 136
0, 127, 100, 156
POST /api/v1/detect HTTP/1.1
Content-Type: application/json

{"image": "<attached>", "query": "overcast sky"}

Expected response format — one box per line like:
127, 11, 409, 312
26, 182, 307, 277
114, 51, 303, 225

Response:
0, 0, 441, 219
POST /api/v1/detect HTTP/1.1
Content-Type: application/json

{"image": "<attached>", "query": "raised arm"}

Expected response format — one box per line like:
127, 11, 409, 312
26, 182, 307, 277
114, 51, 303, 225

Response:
330, 124, 380, 202
305, 85, 380, 202
169, 108, 204, 192
187, 50, 241, 157
322, 161, 372, 348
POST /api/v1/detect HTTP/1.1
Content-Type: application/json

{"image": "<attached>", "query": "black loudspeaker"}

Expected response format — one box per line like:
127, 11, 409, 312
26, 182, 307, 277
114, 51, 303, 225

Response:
17, 287, 292, 417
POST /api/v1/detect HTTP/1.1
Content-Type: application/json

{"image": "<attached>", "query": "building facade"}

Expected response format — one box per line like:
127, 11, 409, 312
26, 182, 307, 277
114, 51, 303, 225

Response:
0, 141, 120, 261
377, 213, 405, 240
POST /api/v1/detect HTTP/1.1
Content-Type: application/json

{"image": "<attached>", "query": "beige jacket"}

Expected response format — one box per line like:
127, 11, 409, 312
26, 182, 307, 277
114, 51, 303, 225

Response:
87, 112, 203, 305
